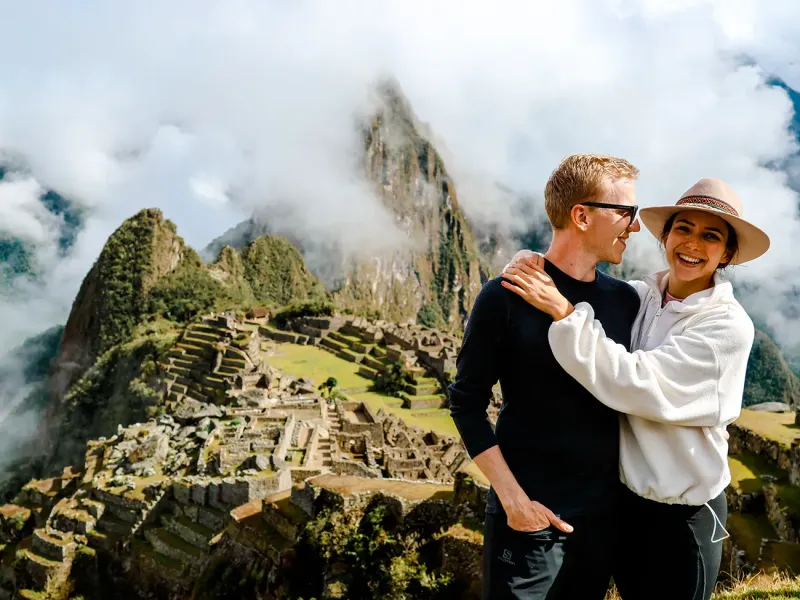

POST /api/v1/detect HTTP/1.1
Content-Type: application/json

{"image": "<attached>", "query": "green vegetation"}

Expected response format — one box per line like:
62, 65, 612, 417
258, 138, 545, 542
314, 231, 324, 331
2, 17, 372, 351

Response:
417, 301, 446, 329
373, 360, 415, 397
744, 330, 800, 408
727, 513, 778, 564
148, 248, 250, 323
16, 326, 64, 382
87, 208, 178, 356
268, 343, 371, 390
729, 453, 787, 494
241, 235, 327, 307
0, 239, 31, 284
296, 502, 453, 599
605, 575, 800, 599
273, 298, 334, 328
50, 319, 178, 467
735, 410, 800, 450
329, 88, 483, 330
318, 377, 338, 399
0, 168, 81, 283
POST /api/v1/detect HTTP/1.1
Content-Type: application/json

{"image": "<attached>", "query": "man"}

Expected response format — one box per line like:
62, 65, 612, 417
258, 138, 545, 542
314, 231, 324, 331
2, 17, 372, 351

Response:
448, 154, 642, 599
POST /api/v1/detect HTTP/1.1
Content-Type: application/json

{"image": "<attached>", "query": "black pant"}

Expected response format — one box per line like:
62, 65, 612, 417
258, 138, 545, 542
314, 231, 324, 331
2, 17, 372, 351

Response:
613, 487, 727, 600
482, 509, 616, 600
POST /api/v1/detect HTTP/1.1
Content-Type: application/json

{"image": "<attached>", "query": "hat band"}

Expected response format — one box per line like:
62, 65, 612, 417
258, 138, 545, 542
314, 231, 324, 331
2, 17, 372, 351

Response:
676, 196, 740, 218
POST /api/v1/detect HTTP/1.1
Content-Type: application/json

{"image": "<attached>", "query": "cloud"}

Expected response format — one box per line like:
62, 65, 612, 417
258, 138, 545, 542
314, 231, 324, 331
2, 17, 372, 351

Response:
0, 0, 799, 357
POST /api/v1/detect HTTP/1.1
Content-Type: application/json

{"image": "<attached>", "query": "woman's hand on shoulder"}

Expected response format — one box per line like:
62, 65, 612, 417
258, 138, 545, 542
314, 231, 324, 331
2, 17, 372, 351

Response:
504, 249, 541, 273
501, 253, 573, 321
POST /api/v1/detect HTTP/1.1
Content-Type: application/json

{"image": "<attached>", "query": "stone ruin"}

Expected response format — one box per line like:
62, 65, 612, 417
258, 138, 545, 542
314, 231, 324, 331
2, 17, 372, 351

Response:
0, 309, 474, 599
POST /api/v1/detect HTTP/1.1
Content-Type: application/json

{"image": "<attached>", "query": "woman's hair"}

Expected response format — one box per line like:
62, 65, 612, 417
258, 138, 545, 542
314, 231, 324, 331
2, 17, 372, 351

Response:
660, 213, 739, 270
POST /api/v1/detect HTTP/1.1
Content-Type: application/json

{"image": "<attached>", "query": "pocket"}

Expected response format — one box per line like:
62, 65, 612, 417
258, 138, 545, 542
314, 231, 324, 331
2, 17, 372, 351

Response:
505, 524, 554, 542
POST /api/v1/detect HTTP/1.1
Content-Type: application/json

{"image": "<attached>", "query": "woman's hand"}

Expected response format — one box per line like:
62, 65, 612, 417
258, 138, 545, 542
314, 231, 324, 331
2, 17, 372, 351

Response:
501, 253, 574, 321
504, 249, 540, 273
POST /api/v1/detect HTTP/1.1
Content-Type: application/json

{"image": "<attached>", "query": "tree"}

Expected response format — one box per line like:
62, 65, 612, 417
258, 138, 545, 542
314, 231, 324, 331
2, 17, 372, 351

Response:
373, 360, 415, 397
319, 377, 338, 399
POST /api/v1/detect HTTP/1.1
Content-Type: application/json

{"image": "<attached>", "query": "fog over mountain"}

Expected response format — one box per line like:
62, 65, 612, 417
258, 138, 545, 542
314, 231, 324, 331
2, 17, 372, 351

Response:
2, 0, 800, 366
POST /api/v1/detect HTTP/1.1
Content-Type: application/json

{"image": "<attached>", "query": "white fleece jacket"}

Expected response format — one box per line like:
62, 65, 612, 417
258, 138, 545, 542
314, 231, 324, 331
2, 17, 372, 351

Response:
549, 270, 755, 505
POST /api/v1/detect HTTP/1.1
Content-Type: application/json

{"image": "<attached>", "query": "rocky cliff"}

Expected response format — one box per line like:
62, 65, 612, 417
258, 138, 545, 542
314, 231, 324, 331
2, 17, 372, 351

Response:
206, 84, 484, 331
332, 84, 483, 330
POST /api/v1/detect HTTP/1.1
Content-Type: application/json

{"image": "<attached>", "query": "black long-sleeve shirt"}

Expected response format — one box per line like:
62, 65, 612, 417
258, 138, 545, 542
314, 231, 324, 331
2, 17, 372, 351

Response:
448, 260, 640, 517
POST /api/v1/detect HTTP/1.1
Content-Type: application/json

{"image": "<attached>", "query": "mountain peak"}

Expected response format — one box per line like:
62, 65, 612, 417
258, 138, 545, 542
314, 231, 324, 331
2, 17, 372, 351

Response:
48, 208, 187, 411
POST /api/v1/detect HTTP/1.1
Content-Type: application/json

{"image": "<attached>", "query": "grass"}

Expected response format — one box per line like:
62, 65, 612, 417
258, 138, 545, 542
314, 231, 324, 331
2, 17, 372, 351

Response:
311, 474, 454, 502
776, 484, 800, 519
603, 574, 800, 599
713, 574, 800, 599
727, 513, 778, 564
348, 391, 458, 437
760, 541, 800, 575
729, 453, 788, 494
268, 343, 373, 389
735, 410, 800, 450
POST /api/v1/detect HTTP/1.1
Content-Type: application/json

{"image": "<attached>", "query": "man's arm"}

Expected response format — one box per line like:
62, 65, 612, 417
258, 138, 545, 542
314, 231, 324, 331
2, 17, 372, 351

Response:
449, 280, 572, 533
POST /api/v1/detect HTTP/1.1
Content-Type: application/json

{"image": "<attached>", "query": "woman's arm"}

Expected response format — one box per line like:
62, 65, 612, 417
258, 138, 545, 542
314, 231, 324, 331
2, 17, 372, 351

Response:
549, 303, 754, 426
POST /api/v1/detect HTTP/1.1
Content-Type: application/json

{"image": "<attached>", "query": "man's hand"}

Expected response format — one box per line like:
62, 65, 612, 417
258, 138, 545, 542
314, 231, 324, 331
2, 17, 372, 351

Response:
506, 499, 574, 533
472, 447, 573, 536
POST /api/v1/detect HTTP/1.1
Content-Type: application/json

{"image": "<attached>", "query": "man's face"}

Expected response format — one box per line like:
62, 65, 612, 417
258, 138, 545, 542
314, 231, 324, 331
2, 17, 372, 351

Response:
581, 178, 640, 265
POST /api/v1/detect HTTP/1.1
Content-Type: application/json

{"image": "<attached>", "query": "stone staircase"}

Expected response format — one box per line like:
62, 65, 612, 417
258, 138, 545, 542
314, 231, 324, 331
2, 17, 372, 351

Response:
85, 486, 167, 551
133, 496, 224, 578
318, 437, 332, 468
326, 404, 341, 431
163, 320, 243, 405
318, 403, 342, 469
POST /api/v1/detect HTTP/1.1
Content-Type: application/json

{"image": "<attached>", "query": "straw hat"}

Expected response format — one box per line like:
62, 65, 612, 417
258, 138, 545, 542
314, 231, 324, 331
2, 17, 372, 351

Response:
639, 177, 770, 265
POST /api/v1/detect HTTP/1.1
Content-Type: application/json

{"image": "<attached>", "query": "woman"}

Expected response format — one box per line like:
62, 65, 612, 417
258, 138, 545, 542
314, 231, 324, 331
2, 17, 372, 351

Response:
501, 177, 770, 600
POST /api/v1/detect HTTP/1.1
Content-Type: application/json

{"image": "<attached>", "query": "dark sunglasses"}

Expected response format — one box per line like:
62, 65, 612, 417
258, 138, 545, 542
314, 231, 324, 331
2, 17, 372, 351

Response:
578, 202, 639, 224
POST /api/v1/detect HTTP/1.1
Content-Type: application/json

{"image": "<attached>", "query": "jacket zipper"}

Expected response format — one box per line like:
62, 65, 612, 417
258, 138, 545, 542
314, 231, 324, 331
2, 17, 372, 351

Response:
645, 306, 664, 347
636, 291, 663, 350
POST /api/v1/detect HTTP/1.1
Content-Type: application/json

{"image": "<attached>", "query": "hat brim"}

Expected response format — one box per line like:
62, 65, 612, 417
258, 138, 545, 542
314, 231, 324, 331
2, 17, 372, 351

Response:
639, 205, 771, 265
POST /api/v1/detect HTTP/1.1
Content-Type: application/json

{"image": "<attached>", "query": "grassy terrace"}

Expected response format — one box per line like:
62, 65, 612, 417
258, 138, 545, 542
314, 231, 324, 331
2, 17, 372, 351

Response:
729, 453, 788, 495
268, 343, 374, 390
312, 474, 454, 502
727, 512, 778, 564
735, 409, 800, 449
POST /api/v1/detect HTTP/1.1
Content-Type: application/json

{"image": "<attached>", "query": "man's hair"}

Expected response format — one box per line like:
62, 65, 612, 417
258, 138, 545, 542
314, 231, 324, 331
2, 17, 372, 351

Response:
544, 154, 640, 230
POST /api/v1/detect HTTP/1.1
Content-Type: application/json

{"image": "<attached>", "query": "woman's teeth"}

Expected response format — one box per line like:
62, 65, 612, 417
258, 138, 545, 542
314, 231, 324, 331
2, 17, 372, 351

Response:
678, 253, 702, 265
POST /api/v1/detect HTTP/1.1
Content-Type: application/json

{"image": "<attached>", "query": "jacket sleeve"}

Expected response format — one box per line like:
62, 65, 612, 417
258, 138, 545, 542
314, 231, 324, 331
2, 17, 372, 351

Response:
448, 280, 507, 458
548, 302, 754, 426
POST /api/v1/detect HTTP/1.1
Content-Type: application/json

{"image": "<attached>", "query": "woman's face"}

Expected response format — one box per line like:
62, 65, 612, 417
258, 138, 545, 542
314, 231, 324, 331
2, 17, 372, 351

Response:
664, 210, 732, 286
